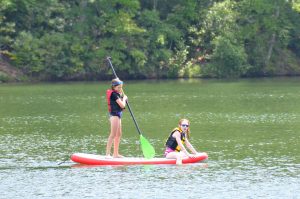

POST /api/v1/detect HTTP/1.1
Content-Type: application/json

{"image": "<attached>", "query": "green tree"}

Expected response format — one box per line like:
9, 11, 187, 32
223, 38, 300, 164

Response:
204, 33, 248, 78
0, 0, 16, 58
138, 9, 186, 78
189, 0, 247, 77
238, 0, 299, 76
2, 0, 300, 80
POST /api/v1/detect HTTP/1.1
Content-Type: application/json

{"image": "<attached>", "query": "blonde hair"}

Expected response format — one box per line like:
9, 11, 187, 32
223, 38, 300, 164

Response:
111, 78, 123, 90
179, 118, 190, 138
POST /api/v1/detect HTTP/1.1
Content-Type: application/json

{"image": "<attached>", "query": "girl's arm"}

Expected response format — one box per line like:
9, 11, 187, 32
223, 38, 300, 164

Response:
185, 138, 198, 154
173, 131, 192, 157
116, 95, 128, 109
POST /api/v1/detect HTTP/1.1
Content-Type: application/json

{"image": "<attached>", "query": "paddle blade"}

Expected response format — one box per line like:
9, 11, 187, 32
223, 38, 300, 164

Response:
140, 135, 155, 159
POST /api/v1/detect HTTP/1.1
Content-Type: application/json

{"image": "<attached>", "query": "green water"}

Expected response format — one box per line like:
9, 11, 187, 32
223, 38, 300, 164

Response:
1, 78, 300, 198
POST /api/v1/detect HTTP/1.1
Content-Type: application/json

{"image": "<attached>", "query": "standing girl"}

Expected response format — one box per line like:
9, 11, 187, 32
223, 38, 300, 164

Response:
106, 78, 128, 158
165, 119, 198, 164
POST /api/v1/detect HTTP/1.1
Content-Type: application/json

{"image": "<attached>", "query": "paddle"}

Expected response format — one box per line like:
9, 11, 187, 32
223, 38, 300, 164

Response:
106, 57, 155, 159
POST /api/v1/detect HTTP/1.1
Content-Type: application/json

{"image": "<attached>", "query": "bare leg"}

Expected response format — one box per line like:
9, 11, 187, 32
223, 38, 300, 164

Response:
166, 152, 186, 165
106, 116, 119, 156
113, 119, 123, 158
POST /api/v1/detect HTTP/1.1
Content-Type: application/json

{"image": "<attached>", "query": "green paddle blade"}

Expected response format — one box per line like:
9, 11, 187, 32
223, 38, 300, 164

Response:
140, 134, 155, 159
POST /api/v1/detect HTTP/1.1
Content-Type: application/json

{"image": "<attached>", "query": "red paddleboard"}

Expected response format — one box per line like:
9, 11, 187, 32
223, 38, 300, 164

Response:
71, 152, 208, 166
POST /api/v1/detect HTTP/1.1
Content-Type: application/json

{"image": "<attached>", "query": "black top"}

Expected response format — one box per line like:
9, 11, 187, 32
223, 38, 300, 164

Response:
165, 128, 186, 151
110, 92, 123, 113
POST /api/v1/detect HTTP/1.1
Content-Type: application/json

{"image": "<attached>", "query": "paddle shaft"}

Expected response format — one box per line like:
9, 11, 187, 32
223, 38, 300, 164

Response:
106, 57, 142, 135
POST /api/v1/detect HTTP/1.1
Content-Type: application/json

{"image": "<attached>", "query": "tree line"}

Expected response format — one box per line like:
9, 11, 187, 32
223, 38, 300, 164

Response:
1, 0, 300, 81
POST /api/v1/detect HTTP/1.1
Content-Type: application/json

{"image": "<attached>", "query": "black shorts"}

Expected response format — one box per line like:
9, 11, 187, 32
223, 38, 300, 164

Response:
109, 111, 123, 118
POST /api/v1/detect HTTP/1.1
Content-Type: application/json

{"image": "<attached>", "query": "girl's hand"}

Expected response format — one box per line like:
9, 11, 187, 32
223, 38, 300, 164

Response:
123, 95, 128, 102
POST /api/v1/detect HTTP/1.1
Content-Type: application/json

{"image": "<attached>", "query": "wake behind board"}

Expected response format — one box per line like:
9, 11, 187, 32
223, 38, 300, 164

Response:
71, 152, 208, 166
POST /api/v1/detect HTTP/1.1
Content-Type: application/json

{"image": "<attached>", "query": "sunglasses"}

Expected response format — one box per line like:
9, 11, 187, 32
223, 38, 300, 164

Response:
181, 124, 189, 127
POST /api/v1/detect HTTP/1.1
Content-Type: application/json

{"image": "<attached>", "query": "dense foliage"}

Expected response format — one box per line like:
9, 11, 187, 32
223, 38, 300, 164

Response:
1, 0, 300, 80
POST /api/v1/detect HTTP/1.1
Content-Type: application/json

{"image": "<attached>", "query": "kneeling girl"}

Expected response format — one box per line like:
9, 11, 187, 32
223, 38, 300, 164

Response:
165, 119, 198, 164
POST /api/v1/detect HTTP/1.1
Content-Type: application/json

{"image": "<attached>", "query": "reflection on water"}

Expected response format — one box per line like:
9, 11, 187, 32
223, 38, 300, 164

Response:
1, 78, 300, 198
1, 159, 298, 199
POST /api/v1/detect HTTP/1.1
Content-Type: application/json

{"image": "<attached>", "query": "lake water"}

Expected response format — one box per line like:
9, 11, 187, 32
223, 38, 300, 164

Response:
1, 78, 300, 199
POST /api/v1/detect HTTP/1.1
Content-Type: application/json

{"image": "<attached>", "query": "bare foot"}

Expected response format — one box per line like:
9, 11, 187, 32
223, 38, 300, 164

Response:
113, 154, 124, 158
105, 155, 113, 159
176, 158, 182, 165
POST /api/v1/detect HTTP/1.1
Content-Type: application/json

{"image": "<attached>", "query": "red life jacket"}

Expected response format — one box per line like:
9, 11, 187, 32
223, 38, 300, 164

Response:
106, 89, 122, 112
